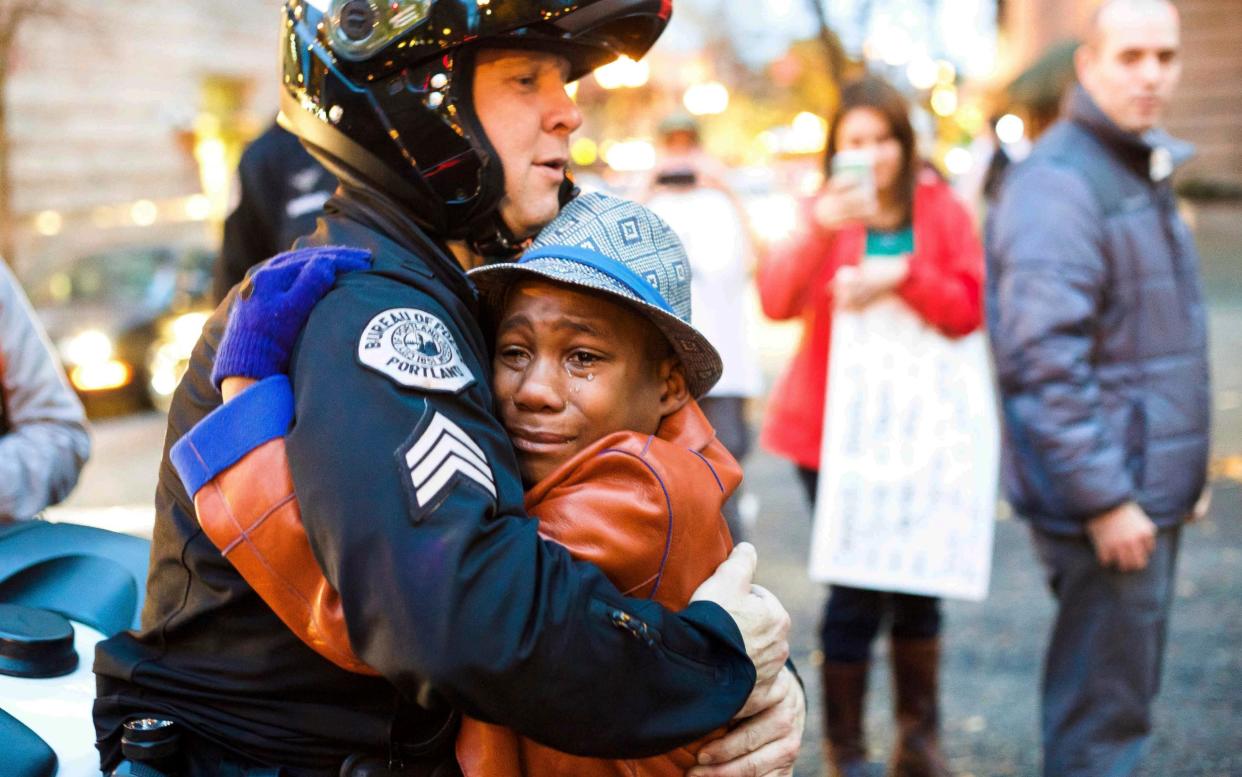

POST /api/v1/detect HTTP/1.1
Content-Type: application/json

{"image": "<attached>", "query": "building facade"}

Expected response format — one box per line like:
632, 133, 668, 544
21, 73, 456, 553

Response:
1001, 0, 1242, 184
5, 0, 282, 271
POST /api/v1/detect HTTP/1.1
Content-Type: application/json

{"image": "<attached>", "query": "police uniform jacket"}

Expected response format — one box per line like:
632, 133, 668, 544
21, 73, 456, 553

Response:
93, 190, 755, 773
173, 390, 740, 777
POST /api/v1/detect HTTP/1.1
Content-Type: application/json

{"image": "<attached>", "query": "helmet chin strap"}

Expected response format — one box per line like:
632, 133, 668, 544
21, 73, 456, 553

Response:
468, 171, 581, 262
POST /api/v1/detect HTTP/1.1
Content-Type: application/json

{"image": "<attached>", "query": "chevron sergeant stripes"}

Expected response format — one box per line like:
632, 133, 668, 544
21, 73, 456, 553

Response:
403, 412, 496, 507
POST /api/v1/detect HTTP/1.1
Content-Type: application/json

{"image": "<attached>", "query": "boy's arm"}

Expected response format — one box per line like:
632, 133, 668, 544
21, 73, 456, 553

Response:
170, 375, 372, 674
532, 443, 679, 600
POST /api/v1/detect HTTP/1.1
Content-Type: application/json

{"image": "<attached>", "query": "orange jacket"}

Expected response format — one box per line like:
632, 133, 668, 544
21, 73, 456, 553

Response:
189, 400, 739, 775
457, 400, 738, 777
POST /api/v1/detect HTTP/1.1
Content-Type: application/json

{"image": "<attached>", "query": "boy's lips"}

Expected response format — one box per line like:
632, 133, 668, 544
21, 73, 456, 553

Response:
508, 426, 575, 455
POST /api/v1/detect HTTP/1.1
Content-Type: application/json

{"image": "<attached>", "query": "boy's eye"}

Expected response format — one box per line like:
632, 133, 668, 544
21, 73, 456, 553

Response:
567, 350, 601, 369
498, 346, 530, 367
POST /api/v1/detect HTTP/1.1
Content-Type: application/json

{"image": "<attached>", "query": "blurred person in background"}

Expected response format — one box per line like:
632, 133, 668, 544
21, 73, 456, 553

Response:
0, 260, 90, 523
212, 121, 337, 302
645, 113, 763, 541
758, 76, 983, 777
986, 2, 1209, 775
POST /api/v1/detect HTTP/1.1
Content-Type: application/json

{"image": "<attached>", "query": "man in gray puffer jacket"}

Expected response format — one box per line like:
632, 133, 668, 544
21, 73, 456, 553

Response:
0, 260, 90, 523
986, 1, 1210, 775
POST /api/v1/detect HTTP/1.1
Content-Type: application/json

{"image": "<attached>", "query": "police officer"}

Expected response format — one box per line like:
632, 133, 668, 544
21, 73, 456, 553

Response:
93, 2, 803, 776
213, 122, 337, 303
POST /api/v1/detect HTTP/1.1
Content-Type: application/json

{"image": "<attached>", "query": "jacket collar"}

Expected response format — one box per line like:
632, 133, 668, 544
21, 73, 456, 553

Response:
327, 184, 480, 309
655, 401, 717, 453
522, 400, 719, 503
1068, 86, 1194, 179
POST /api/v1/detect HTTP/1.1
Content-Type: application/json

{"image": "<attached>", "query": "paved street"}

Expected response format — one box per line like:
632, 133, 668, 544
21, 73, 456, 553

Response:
50, 204, 1242, 776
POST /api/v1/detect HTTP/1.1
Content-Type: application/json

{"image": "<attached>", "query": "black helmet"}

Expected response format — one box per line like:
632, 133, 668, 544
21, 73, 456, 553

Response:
280, 0, 672, 247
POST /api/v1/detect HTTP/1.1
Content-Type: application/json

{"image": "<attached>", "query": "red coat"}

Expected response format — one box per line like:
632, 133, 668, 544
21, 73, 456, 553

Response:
757, 174, 984, 471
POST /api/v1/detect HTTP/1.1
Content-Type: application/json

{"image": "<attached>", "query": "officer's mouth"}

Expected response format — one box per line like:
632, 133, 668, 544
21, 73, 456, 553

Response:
533, 157, 568, 180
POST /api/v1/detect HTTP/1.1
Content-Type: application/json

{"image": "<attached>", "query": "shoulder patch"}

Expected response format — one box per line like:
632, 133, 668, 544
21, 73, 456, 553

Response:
358, 308, 475, 393
397, 410, 496, 522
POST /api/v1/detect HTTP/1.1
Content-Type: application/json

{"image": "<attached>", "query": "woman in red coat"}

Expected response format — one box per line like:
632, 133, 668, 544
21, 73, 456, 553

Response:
758, 77, 983, 777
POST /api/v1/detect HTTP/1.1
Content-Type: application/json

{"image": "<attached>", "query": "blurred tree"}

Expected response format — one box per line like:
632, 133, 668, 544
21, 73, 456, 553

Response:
0, 0, 64, 266
805, 0, 849, 86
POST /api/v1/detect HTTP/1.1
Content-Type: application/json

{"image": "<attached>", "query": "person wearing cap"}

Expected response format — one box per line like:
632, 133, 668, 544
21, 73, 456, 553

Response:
174, 192, 763, 777
644, 112, 762, 541
92, 2, 802, 776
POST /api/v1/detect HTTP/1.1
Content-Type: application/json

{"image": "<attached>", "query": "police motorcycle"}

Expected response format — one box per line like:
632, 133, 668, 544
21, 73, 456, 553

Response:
0, 520, 150, 777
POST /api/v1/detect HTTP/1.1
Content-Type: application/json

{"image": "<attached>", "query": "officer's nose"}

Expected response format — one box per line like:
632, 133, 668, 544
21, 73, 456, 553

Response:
545, 80, 583, 136
512, 356, 566, 413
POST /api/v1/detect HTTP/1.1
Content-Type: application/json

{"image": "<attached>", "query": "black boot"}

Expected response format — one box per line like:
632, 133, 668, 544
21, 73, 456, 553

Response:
888, 638, 951, 777
821, 660, 871, 777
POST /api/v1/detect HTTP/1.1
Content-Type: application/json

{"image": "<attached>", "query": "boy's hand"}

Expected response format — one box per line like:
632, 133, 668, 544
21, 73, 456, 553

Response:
220, 376, 258, 402
212, 246, 371, 389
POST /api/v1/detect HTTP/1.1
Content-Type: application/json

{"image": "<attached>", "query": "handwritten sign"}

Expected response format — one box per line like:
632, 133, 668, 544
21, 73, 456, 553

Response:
809, 296, 999, 601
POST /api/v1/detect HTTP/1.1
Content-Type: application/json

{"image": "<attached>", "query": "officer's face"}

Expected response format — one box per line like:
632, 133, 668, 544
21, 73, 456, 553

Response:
475, 50, 583, 240
1077, 0, 1181, 133
493, 280, 688, 485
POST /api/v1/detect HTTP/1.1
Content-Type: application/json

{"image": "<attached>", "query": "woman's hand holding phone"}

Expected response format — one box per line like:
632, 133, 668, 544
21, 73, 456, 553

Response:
832, 259, 910, 310
812, 176, 878, 231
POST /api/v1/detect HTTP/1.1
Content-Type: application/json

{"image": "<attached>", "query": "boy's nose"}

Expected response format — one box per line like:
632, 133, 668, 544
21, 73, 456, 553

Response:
513, 359, 567, 413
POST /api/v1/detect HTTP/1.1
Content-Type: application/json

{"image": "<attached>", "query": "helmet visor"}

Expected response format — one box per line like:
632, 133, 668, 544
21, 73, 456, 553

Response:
317, 0, 433, 62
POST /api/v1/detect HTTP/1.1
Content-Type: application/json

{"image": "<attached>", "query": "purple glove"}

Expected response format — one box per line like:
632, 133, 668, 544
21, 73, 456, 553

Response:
212, 246, 372, 389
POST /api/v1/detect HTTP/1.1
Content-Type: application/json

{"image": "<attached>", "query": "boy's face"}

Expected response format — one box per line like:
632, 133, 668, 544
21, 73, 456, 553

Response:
493, 280, 687, 485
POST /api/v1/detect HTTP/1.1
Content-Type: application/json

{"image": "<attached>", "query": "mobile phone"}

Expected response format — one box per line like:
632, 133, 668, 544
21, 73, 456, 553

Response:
831, 149, 876, 203
655, 169, 698, 187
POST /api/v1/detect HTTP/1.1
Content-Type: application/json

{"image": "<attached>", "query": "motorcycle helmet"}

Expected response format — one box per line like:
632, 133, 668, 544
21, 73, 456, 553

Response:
280, 0, 672, 249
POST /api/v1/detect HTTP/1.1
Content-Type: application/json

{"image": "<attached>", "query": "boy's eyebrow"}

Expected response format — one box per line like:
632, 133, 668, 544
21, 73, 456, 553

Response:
497, 313, 534, 334
553, 319, 602, 336
497, 313, 604, 337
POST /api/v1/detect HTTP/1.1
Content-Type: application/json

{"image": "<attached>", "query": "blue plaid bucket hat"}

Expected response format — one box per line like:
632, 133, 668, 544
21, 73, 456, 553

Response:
468, 192, 723, 398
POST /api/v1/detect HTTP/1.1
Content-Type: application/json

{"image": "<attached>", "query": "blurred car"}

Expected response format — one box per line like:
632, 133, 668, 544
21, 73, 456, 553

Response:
24, 244, 216, 414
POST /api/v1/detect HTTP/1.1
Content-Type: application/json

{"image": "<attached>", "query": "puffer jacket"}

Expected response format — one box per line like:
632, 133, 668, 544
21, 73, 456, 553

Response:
985, 86, 1211, 534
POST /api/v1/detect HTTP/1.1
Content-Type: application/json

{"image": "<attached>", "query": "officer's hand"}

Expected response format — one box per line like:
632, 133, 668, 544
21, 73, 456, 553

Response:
691, 543, 792, 685
688, 666, 805, 777
212, 246, 371, 388
1087, 501, 1157, 572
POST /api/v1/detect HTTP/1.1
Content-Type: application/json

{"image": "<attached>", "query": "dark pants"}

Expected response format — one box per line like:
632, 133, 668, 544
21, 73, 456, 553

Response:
701, 396, 752, 542
1031, 525, 1181, 777
797, 467, 941, 663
